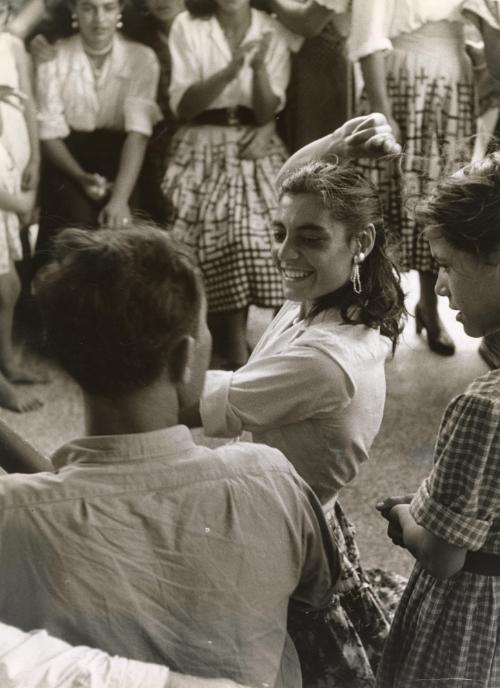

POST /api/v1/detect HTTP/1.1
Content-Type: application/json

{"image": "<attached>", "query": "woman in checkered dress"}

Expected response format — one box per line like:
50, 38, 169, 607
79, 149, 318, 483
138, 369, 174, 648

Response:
350, 0, 477, 358
376, 152, 500, 687
162, 1, 299, 368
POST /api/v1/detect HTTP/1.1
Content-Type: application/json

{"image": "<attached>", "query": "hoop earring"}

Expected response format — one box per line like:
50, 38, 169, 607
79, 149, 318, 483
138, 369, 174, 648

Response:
116, 13, 123, 28
71, 13, 78, 28
350, 252, 365, 295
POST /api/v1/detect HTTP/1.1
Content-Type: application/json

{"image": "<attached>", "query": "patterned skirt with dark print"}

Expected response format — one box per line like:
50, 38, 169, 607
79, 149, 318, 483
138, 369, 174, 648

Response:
288, 501, 407, 688
356, 20, 476, 274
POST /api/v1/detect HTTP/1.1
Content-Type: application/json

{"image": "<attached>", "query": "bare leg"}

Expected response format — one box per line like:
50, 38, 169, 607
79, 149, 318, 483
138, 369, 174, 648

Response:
0, 265, 47, 384
416, 271, 455, 356
208, 308, 249, 369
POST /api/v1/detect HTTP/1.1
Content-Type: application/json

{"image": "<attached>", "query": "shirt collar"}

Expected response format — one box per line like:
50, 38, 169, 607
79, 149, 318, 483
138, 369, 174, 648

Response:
52, 425, 196, 469
73, 33, 132, 78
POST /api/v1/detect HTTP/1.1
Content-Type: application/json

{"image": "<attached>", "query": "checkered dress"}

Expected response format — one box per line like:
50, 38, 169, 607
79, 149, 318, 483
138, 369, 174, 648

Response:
162, 123, 286, 312
376, 370, 500, 687
357, 20, 476, 274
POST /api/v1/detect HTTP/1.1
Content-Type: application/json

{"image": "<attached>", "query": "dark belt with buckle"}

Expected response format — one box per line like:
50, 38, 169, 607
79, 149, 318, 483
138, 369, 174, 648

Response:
462, 549, 500, 576
191, 106, 256, 127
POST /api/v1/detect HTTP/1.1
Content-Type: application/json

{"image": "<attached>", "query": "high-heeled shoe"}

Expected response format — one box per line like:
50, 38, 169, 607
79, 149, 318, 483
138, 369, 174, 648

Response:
415, 305, 456, 356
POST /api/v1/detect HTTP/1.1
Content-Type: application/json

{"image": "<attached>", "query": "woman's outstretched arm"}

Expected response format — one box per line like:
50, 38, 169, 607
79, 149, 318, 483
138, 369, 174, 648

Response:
0, 418, 53, 474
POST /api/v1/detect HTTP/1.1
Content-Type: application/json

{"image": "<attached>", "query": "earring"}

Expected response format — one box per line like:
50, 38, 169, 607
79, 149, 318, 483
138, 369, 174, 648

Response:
350, 252, 365, 295
71, 13, 78, 28
116, 13, 123, 28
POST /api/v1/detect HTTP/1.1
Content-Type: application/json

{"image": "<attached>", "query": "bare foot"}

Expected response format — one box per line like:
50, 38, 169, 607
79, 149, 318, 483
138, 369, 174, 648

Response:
0, 374, 43, 413
4, 365, 50, 385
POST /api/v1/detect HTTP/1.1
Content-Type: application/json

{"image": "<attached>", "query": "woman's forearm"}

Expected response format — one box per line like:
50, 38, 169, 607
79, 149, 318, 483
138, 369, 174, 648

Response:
110, 132, 148, 204
177, 68, 235, 121
0, 188, 25, 214
252, 66, 279, 124
391, 505, 467, 580
359, 51, 391, 116
41, 139, 87, 183
0, 418, 53, 474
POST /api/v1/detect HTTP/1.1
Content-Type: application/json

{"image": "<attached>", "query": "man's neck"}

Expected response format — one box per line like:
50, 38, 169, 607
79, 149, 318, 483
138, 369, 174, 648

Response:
84, 383, 179, 436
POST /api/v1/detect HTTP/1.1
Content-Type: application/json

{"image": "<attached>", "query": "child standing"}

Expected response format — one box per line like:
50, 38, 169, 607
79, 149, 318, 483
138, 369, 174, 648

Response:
376, 152, 500, 687
0, 0, 43, 411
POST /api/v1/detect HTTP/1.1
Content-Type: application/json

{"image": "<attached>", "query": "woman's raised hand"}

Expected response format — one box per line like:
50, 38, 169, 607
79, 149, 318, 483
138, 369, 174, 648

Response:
335, 113, 402, 158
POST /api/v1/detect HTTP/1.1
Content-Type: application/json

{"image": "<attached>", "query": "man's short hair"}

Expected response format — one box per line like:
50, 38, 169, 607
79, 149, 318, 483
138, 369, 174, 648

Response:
35, 224, 203, 397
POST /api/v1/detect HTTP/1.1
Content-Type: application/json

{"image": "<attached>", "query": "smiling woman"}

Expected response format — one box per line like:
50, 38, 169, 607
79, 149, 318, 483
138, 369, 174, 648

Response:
181, 160, 407, 685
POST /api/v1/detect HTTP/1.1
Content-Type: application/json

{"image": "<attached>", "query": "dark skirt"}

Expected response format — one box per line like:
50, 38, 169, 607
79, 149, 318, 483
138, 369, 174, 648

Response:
277, 23, 350, 153
36, 129, 139, 270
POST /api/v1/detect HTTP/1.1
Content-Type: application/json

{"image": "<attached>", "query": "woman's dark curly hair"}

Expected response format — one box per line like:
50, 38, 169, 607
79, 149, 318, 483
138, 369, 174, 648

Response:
417, 151, 500, 263
277, 160, 406, 352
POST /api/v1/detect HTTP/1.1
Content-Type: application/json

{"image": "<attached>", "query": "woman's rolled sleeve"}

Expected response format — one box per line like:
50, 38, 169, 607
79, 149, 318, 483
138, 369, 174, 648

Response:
410, 479, 491, 550
409, 389, 500, 550
168, 14, 203, 117
201, 370, 242, 437
201, 342, 354, 438
348, 0, 394, 61
125, 49, 162, 135
265, 23, 294, 111
36, 60, 70, 140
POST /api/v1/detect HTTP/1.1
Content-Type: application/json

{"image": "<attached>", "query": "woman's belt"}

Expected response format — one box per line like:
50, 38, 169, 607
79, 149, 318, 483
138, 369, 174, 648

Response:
462, 549, 500, 576
191, 106, 256, 127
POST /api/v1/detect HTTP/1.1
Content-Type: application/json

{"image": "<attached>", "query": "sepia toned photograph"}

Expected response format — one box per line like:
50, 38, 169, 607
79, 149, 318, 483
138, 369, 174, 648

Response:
0, 0, 499, 685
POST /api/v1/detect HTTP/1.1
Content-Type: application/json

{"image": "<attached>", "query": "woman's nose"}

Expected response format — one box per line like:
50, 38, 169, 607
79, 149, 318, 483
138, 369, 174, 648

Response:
435, 269, 449, 297
277, 238, 299, 261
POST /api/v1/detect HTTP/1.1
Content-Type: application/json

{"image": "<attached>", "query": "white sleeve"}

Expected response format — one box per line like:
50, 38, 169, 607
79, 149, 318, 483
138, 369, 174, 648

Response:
0, 622, 170, 688
201, 340, 355, 437
462, 0, 500, 29
263, 22, 293, 110
125, 47, 162, 135
36, 55, 70, 140
348, 0, 394, 61
168, 14, 203, 116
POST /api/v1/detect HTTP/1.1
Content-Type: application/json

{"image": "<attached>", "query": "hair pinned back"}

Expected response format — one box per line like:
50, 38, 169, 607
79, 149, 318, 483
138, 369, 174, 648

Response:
277, 161, 406, 352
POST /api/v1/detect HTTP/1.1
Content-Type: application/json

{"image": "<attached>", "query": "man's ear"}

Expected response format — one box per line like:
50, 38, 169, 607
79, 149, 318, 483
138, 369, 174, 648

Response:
169, 335, 195, 384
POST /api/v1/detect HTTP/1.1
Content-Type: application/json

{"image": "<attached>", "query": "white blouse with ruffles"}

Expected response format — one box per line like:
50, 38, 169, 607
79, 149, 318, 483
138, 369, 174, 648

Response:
36, 34, 161, 140
349, 0, 467, 61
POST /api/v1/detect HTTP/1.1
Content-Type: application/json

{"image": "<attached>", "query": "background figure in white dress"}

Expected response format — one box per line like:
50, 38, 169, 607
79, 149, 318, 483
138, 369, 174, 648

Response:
0, 4, 43, 411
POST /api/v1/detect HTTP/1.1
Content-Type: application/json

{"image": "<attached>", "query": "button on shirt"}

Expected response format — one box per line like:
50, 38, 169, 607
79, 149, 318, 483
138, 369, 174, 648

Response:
0, 426, 337, 688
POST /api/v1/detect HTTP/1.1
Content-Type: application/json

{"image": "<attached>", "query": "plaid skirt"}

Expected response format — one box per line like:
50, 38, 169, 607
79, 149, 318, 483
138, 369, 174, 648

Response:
376, 562, 500, 687
357, 21, 476, 273
161, 123, 286, 312
288, 502, 407, 688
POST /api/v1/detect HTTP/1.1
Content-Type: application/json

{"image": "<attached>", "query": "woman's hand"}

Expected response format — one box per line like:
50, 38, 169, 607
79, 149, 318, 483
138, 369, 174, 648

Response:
29, 34, 57, 63
78, 172, 110, 201
98, 197, 132, 229
248, 33, 272, 71
17, 188, 37, 226
21, 155, 40, 190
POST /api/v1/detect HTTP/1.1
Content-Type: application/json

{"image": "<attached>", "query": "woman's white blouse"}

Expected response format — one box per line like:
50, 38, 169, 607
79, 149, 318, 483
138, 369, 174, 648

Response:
201, 301, 391, 503
349, 0, 467, 61
168, 10, 300, 116
36, 34, 161, 140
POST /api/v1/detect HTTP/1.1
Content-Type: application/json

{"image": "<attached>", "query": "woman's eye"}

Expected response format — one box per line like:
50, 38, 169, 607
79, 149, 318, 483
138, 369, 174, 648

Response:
272, 229, 286, 242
